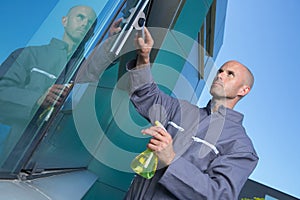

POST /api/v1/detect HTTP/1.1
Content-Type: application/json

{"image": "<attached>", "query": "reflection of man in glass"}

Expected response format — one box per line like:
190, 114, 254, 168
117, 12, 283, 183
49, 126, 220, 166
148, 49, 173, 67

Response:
0, 5, 97, 164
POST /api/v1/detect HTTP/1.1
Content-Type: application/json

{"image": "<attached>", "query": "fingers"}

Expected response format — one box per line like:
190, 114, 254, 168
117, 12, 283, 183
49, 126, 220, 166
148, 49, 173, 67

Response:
143, 27, 154, 46
44, 84, 70, 106
141, 125, 175, 165
45, 91, 63, 105
50, 84, 64, 94
141, 126, 172, 150
141, 126, 167, 138
113, 18, 123, 27
51, 84, 71, 96
135, 27, 153, 48
135, 27, 153, 66
109, 18, 122, 36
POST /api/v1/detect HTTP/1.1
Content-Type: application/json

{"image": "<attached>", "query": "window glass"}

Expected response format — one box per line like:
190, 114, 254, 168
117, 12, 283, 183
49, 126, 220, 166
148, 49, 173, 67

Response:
0, 0, 146, 176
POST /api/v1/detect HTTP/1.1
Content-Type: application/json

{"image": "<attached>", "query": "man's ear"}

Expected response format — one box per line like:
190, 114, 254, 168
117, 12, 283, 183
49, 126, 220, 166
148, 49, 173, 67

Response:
62, 16, 67, 26
238, 85, 251, 97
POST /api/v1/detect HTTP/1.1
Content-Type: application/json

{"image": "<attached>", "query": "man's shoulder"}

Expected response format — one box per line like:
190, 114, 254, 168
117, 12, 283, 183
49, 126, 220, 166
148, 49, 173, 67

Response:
25, 38, 66, 51
0, 48, 25, 76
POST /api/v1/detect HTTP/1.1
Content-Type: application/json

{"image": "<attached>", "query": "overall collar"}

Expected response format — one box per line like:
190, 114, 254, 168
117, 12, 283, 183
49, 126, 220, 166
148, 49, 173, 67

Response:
205, 100, 244, 124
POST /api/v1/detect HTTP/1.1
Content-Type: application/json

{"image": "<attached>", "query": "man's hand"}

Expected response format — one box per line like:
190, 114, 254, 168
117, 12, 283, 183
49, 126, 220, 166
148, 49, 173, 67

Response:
38, 84, 71, 108
142, 126, 175, 166
109, 18, 122, 37
134, 27, 154, 67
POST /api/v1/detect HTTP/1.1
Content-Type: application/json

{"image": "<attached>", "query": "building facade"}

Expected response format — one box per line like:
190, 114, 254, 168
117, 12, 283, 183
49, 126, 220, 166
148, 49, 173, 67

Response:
1, 0, 297, 199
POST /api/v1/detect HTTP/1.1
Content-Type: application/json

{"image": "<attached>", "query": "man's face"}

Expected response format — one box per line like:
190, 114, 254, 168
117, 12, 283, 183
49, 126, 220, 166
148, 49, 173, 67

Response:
210, 62, 247, 100
63, 6, 96, 44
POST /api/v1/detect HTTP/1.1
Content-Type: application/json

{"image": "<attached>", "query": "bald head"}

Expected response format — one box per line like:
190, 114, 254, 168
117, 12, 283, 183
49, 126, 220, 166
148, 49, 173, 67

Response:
210, 60, 255, 109
66, 5, 96, 19
223, 60, 254, 90
62, 5, 97, 50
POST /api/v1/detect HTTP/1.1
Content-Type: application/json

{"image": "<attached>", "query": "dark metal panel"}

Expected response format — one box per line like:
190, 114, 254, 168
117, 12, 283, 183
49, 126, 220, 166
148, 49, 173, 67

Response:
239, 179, 299, 200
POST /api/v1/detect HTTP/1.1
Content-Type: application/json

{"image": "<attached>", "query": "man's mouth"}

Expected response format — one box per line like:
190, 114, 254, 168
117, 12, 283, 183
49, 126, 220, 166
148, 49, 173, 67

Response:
77, 29, 86, 34
212, 81, 223, 87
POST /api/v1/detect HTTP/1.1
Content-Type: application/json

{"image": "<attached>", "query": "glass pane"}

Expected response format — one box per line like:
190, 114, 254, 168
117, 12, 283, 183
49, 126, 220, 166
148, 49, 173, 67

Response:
0, 0, 130, 176
0, 0, 153, 177
23, 0, 149, 174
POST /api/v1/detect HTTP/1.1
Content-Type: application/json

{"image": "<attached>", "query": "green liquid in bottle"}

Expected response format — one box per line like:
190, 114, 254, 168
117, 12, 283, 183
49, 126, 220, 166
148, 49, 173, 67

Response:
130, 148, 158, 179
131, 121, 165, 179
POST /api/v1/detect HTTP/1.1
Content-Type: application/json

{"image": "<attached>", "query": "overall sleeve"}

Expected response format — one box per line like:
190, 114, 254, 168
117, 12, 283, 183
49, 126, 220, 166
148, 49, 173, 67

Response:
75, 39, 117, 83
127, 61, 180, 127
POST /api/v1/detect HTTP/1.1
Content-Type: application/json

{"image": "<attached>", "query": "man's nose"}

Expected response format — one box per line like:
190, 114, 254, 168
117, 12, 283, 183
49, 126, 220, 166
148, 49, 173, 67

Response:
81, 18, 89, 27
217, 72, 224, 80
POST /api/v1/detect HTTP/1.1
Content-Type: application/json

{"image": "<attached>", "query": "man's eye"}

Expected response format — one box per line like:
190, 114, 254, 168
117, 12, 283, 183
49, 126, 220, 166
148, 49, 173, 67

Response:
76, 14, 84, 21
228, 72, 234, 77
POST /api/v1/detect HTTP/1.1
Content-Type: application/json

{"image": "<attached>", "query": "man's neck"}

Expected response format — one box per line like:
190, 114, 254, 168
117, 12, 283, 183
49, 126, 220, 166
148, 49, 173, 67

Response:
210, 98, 235, 112
62, 36, 80, 57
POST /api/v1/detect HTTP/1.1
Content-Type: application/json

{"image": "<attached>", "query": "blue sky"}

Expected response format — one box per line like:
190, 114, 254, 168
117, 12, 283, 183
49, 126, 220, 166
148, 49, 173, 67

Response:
1, 0, 299, 198
213, 0, 300, 198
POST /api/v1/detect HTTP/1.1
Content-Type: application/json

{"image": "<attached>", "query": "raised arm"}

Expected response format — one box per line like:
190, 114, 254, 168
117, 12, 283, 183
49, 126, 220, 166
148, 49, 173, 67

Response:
127, 28, 181, 127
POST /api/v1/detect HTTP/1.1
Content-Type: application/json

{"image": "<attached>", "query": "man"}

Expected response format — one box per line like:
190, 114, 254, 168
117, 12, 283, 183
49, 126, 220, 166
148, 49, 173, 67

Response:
0, 5, 97, 165
124, 27, 258, 199
0, 5, 97, 117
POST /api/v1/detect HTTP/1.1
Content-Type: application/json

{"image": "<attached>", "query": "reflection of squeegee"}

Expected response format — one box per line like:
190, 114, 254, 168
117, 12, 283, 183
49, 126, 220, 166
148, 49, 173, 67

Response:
110, 0, 149, 55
